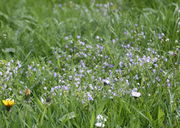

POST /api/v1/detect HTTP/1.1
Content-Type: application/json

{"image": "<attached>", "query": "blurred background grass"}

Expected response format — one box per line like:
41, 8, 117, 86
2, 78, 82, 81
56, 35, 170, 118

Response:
0, 0, 179, 59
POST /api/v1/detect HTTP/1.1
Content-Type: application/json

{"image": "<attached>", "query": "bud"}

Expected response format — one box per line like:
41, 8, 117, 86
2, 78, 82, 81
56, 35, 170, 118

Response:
25, 88, 31, 96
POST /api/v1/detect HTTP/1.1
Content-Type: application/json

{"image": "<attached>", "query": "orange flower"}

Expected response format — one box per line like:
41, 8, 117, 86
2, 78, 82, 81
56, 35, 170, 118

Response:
2, 99, 15, 107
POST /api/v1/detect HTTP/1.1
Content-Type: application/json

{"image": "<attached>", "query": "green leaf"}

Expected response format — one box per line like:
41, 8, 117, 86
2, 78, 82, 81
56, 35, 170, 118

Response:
59, 112, 76, 123
158, 107, 165, 127
2, 48, 15, 53
146, 112, 153, 122
90, 111, 95, 128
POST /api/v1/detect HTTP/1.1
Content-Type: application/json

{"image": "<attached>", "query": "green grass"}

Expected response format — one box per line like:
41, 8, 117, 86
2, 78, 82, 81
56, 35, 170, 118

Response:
0, 0, 179, 127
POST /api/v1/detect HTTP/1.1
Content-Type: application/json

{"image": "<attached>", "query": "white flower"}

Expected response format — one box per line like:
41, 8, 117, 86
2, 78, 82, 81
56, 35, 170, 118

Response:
95, 114, 107, 127
131, 91, 141, 98
40, 97, 45, 104
95, 122, 105, 128
97, 114, 107, 122
102, 79, 110, 85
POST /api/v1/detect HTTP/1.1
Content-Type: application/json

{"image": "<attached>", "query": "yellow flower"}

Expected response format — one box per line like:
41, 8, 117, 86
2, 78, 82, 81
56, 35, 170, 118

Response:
2, 99, 15, 107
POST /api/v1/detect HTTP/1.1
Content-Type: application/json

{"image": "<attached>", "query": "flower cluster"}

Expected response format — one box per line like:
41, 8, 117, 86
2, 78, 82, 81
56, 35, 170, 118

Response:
95, 114, 107, 128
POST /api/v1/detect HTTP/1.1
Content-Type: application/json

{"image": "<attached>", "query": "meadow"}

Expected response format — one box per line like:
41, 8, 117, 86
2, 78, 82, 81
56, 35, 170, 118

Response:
0, 0, 179, 127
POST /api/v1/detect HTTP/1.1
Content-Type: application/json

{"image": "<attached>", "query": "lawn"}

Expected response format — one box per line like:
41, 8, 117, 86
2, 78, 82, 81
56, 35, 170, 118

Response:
0, 0, 179, 127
